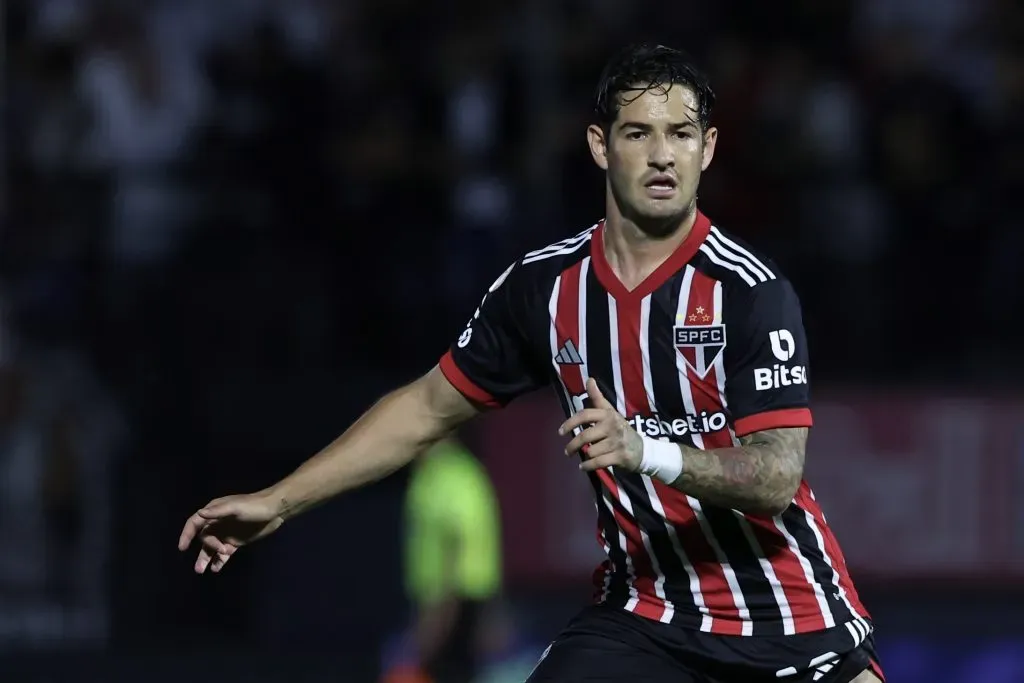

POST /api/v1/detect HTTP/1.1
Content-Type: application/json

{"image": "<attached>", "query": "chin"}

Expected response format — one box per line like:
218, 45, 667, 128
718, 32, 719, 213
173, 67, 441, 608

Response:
632, 204, 693, 237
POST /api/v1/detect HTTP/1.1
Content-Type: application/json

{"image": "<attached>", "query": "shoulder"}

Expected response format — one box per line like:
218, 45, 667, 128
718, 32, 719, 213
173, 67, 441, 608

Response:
495, 222, 599, 294
692, 222, 806, 324
519, 221, 598, 274
694, 222, 790, 292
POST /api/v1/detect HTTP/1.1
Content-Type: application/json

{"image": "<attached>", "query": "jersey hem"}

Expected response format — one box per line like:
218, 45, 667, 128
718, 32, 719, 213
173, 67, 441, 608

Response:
439, 351, 503, 408
733, 407, 813, 437
599, 596, 873, 638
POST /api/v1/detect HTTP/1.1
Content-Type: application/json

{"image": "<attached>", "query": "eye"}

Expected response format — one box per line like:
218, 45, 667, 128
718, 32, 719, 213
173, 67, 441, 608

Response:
674, 131, 692, 139
625, 131, 647, 141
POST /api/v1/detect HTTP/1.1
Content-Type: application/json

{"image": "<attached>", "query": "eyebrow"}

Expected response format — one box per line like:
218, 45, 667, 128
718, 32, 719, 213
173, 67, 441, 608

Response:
618, 120, 699, 131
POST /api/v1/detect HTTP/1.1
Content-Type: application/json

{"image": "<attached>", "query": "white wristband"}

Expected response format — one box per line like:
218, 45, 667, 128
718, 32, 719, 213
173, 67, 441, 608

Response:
639, 437, 684, 485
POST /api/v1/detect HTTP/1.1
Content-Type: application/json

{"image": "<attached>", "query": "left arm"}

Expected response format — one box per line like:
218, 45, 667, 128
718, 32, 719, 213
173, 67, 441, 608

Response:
671, 427, 806, 515
561, 276, 814, 517
671, 276, 813, 515
560, 383, 806, 516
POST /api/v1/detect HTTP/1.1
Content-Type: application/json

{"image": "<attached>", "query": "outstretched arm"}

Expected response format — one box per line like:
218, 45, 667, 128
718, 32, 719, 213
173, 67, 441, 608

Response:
178, 366, 481, 571
270, 365, 480, 520
180, 257, 544, 573
670, 428, 807, 515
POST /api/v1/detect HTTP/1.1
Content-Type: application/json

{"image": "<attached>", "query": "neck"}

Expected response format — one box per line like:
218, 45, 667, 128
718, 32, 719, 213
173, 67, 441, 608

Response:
602, 205, 698, 291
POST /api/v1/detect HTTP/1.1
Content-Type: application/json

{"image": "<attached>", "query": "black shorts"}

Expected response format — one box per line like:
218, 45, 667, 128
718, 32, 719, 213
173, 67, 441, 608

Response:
526, 605, 885, 683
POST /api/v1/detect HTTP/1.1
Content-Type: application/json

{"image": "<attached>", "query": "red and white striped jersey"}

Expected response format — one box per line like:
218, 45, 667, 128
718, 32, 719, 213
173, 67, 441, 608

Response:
439, 211, 872, 638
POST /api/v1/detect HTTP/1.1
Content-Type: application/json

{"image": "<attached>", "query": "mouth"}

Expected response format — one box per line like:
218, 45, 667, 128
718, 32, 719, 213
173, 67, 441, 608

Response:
644, 176, 678, 197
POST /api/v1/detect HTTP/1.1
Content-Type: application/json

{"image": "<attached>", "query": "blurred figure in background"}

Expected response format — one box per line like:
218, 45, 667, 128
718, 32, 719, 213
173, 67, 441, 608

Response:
0, 359, 49, 603
0, 335, 123, 647
383, 437, 503, 683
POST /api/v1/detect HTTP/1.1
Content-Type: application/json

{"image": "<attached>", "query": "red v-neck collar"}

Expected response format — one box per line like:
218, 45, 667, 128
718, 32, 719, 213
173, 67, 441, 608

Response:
591, 210, 711, 302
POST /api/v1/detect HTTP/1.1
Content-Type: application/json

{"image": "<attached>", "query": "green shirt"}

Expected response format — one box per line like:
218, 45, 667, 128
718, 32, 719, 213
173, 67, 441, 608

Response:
404, 440, 502, 606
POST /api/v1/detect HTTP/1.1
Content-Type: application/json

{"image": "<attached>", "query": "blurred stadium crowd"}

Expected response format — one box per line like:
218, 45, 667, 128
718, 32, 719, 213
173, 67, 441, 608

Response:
3, 0, 1024, 680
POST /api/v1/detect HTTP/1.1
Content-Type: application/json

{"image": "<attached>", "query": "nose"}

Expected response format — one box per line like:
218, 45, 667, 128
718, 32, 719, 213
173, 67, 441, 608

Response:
648, 134, 674, 170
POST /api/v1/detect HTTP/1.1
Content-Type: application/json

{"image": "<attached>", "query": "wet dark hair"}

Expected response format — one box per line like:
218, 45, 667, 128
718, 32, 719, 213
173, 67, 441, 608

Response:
593, 43, 716, 133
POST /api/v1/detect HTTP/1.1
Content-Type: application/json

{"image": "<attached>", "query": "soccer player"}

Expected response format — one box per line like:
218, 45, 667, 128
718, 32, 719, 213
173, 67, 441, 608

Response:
178, 43, 885, 683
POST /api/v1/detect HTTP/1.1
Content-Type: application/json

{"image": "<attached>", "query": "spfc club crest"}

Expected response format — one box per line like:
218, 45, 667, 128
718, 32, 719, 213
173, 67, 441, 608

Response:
673, 324, 726, 378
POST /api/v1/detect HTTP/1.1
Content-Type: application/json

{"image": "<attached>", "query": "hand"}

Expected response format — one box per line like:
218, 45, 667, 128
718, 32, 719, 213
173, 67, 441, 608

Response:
177, 491, 286, 574
558, 378, 643, 473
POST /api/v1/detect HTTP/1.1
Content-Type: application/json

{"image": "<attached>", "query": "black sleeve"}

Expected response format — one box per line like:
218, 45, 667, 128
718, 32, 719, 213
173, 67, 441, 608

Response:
439, 261, 547, 407
724, 278, 814, 437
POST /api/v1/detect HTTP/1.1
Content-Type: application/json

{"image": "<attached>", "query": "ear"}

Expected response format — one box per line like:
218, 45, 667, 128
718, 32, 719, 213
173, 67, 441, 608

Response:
701, 126, 718, 172
587, 124, 609, 171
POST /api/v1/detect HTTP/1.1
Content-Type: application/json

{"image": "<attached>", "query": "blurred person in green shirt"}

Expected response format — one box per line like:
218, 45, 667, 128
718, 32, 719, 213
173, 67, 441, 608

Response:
395, 437, 502, 683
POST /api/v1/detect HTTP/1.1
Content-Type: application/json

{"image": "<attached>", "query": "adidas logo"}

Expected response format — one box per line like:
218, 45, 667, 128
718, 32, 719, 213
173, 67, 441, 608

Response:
811, 657, 841, 681
554, 339, 584, 365
776, 651, 839, 680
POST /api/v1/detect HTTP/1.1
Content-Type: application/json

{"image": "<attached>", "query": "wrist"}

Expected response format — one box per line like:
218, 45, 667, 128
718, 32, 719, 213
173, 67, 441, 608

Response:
638, 437, 684, 485
261, 483, 295, 521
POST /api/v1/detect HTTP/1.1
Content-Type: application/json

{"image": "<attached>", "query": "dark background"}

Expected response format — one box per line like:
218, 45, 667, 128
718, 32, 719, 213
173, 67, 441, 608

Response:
3, 0, 1023, 681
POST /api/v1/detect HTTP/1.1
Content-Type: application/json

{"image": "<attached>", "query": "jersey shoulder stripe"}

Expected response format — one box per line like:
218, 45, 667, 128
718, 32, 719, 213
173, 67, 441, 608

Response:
708, 226, 776, 280
696, 224, 785, 290
522, 223, 598, 264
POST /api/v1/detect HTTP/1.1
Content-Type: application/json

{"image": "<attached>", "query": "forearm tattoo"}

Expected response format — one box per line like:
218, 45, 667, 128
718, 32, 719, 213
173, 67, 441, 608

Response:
672, 427, 808, 515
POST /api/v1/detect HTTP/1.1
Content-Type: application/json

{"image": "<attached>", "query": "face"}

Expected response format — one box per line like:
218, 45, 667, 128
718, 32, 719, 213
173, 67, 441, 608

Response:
588, 84, 717, 235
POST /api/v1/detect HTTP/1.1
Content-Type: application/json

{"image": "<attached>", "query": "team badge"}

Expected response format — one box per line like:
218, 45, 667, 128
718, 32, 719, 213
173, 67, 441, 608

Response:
673, 324, 726, 378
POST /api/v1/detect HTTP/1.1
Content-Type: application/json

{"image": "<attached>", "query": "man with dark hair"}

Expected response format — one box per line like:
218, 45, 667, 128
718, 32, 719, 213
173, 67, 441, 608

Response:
179, 44, 884, 683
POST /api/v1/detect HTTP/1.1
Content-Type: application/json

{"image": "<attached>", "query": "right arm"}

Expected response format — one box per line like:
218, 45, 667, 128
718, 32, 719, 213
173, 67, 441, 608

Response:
271, 255, 537, 516
179, 257, 545, 570
270, 365, 478, 520
178, 367, 480, 570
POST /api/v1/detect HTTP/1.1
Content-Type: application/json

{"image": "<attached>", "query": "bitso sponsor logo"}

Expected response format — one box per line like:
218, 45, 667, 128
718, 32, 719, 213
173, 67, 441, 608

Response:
769, 329, 796, 361
754, 364, 807, 391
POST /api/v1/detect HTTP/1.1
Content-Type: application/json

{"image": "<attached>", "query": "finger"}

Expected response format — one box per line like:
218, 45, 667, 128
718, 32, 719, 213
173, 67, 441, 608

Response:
578, 438, 616, 459
559, 408, 606, 435
210, 555, 229, 573
201, 533, 232, 556
197, 498, 232, 519
579, 453, 621, 472
558, 408, 608, 435
210, 547, 235, 573
178, 513, 209, 551
195, 547, 214, 574
586, 378, 615, 410
564, 424, 609, 455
